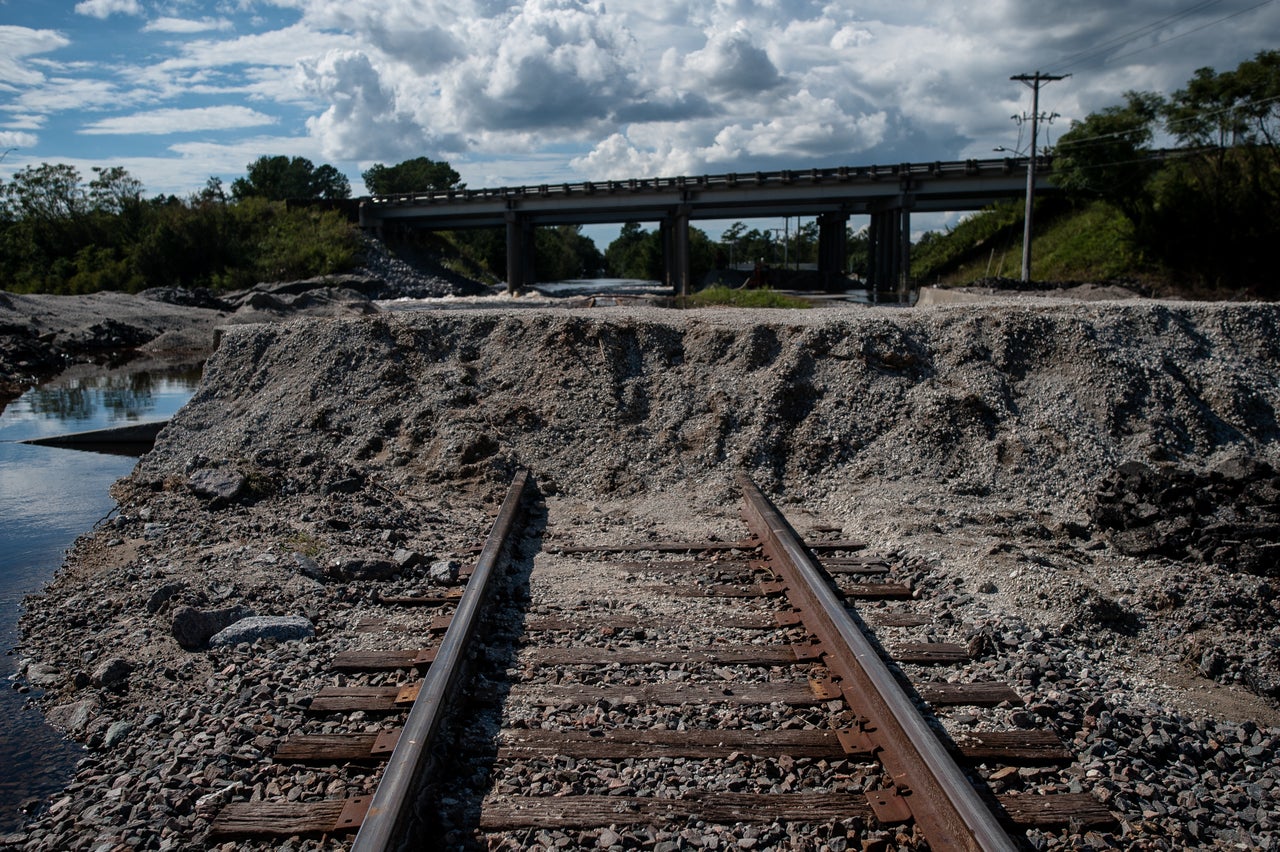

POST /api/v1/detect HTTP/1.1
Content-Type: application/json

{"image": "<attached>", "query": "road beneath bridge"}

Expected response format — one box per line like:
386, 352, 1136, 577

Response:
358, 157, 1050, 296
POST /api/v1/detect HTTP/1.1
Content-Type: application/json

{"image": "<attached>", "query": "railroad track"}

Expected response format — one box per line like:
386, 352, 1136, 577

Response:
210, 469, 1112, 850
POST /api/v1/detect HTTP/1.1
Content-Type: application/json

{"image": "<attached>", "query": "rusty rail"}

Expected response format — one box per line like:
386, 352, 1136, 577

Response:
351, 468, 531, 852
738, 475, 1017, 852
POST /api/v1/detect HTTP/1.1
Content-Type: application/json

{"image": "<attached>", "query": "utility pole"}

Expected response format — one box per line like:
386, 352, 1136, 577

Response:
1010, 71, 1068, 283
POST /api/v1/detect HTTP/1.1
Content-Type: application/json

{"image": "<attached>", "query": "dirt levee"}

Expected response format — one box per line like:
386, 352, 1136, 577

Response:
137, 302, 1280, 507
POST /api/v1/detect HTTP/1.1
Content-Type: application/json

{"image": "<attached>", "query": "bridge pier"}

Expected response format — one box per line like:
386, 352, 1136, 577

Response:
661, 206, 692, 296
817, 212, 848, 285
868, 204, 911, 301
505, 213, 534, 293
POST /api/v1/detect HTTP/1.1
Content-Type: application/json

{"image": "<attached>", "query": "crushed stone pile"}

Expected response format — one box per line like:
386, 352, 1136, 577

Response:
11, 300, 1280, 850
136, 302, 1280, 505
126, 302, 1280, 704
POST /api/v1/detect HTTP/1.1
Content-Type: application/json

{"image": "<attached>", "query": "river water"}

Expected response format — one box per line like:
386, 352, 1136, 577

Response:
0, 363, 201, 833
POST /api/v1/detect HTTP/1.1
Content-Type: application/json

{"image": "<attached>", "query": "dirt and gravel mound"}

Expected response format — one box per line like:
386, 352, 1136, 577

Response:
135, 302, 1280, 503
11, 299, 1280, 849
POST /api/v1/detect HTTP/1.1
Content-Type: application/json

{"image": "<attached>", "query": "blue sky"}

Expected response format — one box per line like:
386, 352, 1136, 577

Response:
2, 0, 1279, 245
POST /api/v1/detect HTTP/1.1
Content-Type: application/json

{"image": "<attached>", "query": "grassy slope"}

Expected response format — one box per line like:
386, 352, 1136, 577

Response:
914, 200, 1155, 287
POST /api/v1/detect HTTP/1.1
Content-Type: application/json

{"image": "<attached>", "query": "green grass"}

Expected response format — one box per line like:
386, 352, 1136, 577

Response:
914, 200, 1151, 286
1028, 201, 1144, 281
681, 285, 811, 308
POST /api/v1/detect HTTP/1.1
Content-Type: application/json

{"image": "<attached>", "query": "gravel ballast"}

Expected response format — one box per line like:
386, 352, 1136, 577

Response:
6, 300, 1280, 849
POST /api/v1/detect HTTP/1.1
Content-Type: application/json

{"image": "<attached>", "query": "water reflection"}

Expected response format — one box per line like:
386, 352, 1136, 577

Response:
0, 361, 201, 834
23, 374, 165, 423
0, 364, 202, 442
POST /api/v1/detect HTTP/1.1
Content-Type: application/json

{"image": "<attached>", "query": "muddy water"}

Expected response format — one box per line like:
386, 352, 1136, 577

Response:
0, 364, 200, 833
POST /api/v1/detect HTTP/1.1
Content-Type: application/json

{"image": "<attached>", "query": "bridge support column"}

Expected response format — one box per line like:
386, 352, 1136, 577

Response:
867, 206, 911, 301
661, 206, 692, 296
505, 213, 534, 294
817, 212, 849, 289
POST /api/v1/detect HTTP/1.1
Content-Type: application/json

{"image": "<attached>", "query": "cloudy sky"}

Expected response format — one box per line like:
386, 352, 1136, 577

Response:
2, 0, 1278, 242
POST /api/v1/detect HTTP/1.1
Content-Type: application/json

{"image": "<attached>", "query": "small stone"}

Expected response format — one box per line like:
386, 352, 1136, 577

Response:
292, 553, 324, 580
428, 559, 461, 584
146, 582, 186, 614
393, 547, 424, 570
328, 557, 398, 581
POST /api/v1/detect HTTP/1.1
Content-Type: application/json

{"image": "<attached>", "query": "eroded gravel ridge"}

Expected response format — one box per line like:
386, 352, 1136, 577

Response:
6, 301, 1280, 849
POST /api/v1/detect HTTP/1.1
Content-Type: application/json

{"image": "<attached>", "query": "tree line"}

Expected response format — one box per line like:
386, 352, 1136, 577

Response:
601, 219, 870, 283
0, 154, 466, 294
16, 45, 1272, 298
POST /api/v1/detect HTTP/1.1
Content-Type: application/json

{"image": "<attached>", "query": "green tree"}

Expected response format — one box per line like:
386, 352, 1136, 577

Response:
1148, 51, 1280, 290
605, 222, 661, 279
362, 157, 463, 195
846, 226, 869, 278
1052, 91, 1163, 219
535, 225, 604, 281
603, 222, 716, 284
87, 166, 144, 214
2, 163, 86, 220
230, 155, 351, 201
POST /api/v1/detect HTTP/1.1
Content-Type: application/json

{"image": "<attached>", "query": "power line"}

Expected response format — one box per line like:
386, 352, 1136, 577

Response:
1054, 0, 1229, 73
1092, 0, 1274, 69
1050, 92, 1280, 152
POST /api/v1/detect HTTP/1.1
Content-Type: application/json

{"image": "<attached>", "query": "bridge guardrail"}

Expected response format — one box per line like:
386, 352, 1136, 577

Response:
363, 156, 1050, 208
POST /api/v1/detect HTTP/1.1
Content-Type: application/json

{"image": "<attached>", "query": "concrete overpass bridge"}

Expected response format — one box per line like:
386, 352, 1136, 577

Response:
358, 156, 1052, 295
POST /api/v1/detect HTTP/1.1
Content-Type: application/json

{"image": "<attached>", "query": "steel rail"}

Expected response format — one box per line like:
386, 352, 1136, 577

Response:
738, 475, 1017, 852
351, 468, 531, 852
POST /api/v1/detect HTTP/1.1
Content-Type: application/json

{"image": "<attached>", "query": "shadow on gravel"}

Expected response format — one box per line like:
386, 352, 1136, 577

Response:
408, 477, 547, 849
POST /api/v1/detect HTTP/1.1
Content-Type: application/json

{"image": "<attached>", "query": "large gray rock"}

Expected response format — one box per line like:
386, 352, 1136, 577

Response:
91, 657, 134, 689
171, 605, 254, 650
208, 615, 315, 647
187, 468, 247, 504
45, 698, 96, 735
25, 662, 62, 688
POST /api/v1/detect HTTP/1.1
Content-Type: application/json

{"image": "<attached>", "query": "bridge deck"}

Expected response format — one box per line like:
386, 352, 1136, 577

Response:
359, 157, 1047, 229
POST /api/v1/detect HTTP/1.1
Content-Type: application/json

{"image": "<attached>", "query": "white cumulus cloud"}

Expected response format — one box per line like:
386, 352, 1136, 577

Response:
0, 27, 71, 88
300, 50, 431, 161
143, 17, 236, 34
79, 106, 278, 135
0, 131, 39, 149
74, 0, 144, 20
681, 23, 783, 95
